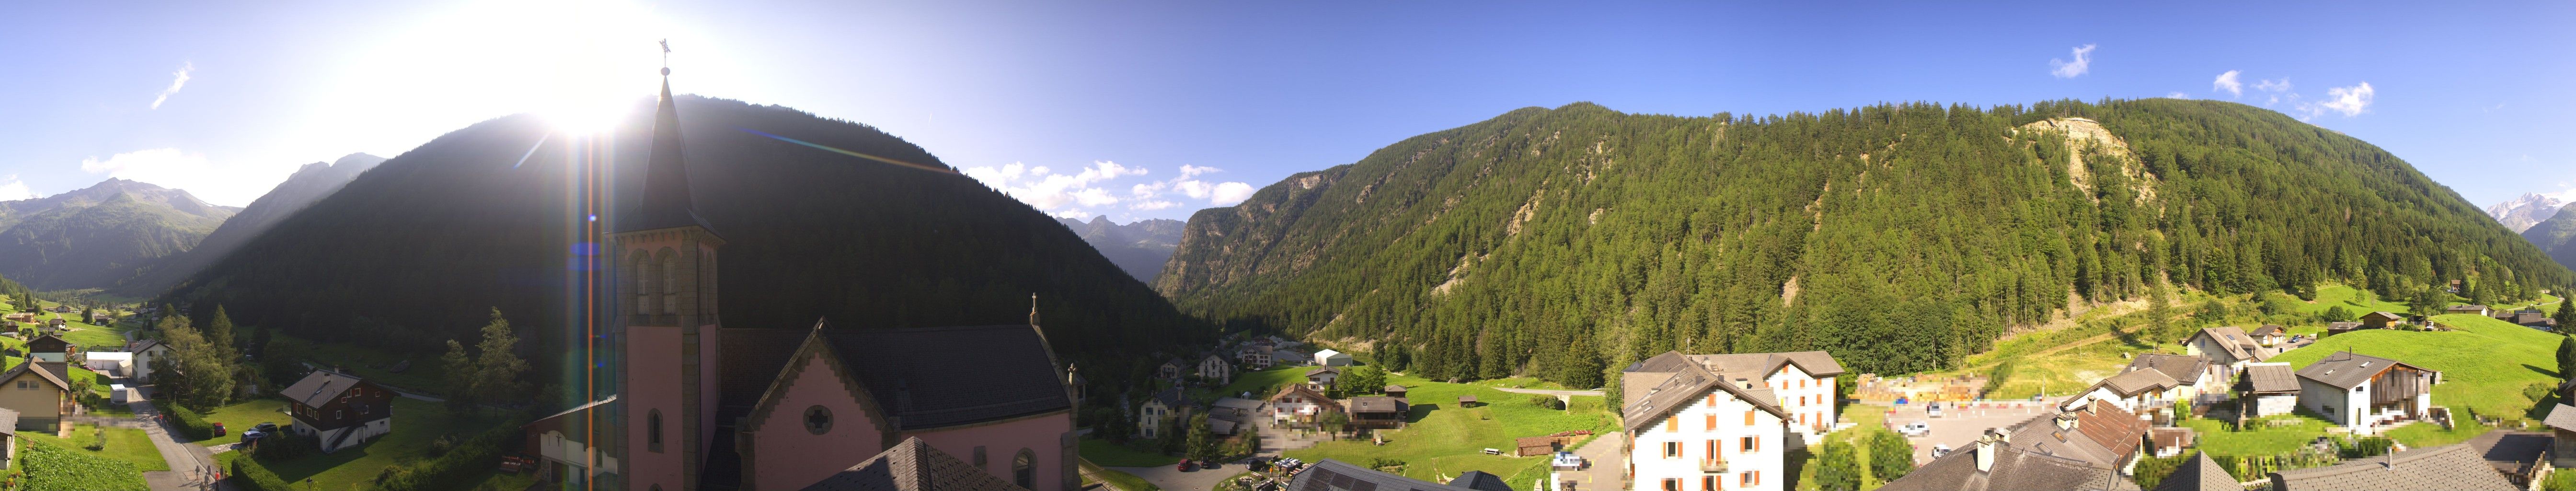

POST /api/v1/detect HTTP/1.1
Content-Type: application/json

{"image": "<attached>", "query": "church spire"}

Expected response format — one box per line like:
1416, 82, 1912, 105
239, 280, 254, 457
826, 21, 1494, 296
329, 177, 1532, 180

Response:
621, 40, 716, 235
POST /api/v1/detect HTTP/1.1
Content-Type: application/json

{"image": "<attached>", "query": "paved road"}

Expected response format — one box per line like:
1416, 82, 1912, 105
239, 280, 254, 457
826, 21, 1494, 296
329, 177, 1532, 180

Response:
1493, 387, 1606, 397
1885, 397, 2069, 464
135, 398, 221, 491
1112, 464, 1246, 491
1563, 432, 1624, 491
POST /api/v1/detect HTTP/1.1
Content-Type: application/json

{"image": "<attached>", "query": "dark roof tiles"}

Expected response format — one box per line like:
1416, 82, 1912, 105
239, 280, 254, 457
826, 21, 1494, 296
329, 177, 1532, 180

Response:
798, 437, 1029, 491
281, 369, 370, 408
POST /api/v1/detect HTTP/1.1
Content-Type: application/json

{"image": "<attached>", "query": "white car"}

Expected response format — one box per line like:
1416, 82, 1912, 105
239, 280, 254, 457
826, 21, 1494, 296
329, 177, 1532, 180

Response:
1932, 444, 1952, 458
1898, 421, 1931, 437
1926, 402, 1944, 418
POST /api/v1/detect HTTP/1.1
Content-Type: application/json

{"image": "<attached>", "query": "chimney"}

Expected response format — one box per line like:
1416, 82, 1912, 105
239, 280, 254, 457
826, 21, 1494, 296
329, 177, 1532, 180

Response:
1976, 428, 2006, 473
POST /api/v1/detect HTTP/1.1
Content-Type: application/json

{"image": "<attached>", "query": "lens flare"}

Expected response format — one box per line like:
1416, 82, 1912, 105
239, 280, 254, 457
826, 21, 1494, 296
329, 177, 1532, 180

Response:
736, 127, 957, 174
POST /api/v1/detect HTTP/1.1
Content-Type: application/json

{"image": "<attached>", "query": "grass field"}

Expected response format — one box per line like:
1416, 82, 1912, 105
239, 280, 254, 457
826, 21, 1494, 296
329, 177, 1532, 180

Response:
2173, 414, 2333, 456
1081, 437, 1183, 467
212, 397, 516, 491
1083, 458, 1164, 491
21, 437, 152, 491
22, 423, 171, 471
1281, 374, 1617, 491
2270, 314, 2562, 423
1201, 365, 1317, 404
266, 333, 448, 397
195, 397, 293, 447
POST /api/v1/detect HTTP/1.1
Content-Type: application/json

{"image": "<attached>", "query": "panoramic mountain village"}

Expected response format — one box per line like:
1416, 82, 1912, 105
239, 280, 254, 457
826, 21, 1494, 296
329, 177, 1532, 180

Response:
0, 69, 2564, 491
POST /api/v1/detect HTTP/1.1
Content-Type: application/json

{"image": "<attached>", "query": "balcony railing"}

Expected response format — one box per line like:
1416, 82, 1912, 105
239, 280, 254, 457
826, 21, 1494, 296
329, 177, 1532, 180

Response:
1700, 458, 1727, 473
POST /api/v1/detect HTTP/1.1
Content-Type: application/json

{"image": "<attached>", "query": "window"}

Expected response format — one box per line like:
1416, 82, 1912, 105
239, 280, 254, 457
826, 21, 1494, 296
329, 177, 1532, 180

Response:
1013, 449, 1037, 489
1740, 471, 1757, 487
662, 253, 681, 315
1741, 436, 1756, 452
804, 405, 834, 434
974, 446, 989, 467
1704, 414, 1716, 431
1664, 441, 1680, 457
1661, 479, 1679, 491
647, 410, 664, 452
1705, 440, 1718, 460
1702, 476, 1715, 491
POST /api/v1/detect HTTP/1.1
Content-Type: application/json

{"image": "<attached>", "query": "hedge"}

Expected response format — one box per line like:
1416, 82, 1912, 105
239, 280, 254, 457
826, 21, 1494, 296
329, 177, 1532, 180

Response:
231, 458, 293, 491
367, 420, 525, 491
164, 404, 216, 441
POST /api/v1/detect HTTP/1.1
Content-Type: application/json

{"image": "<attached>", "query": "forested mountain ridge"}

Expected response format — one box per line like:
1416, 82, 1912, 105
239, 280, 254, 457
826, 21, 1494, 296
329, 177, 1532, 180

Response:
1058, 215, 1186, 281
159, 95, 1209, 388
2527, 208, 2576, 271
0, 179, 236, 289
1157, 99, 2572, 385
114, 152, 385, 296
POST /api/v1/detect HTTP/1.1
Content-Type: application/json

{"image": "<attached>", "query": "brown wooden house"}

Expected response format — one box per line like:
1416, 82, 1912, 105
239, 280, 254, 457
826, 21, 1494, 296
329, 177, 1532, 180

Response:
1347, 396, 1406, 430
283, 370, 396, 452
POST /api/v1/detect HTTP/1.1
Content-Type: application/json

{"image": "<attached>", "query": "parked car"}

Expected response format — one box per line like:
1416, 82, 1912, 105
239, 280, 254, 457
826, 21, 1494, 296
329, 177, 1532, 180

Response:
1178, 460, 1197, 472
212, 422, 226, 436
1932, 444, 1952, 458
1201, 459, 1221, 470
1926, 403, 1943, 419
1898, 421, 1931, 437
254, 422, 280, 433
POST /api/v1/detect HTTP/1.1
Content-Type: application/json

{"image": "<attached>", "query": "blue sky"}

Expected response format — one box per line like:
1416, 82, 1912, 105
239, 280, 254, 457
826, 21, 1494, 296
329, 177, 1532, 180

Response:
2, 1, 2570, 222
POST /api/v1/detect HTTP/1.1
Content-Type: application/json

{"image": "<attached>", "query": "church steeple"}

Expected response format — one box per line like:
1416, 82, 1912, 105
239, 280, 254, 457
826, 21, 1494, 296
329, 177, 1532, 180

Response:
620, 61, 717, 235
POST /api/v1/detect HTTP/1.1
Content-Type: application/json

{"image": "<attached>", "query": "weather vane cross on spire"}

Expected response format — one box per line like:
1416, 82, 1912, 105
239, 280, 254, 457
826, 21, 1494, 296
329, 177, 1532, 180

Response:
659, 39, 672, 76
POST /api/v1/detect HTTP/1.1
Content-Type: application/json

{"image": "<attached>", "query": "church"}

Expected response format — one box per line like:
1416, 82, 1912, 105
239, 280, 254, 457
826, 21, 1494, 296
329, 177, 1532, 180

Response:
527, 65, 1077, 491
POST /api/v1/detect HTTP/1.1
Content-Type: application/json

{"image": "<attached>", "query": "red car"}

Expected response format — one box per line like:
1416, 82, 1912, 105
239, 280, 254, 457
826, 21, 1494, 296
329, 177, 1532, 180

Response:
211, 422, 226, 436
1177, 460, 1197, 472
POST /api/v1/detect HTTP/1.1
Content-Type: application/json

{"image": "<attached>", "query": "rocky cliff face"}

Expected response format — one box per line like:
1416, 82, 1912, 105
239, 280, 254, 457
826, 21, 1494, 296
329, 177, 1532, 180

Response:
2488, 193, 2567, 233
1057, 215, 1186, 281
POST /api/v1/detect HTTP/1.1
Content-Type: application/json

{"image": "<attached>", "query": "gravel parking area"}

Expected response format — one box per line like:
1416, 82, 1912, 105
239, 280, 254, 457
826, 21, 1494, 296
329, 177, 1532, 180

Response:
1882, 397, 2070, 464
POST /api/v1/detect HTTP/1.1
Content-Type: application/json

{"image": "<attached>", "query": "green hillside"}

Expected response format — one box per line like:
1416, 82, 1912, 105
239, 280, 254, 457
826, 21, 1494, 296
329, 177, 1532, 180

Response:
1158, 98, 2572, 386
159, 96, 1212, 397
0, 184, 231, 289
2271, 314, 2563, 422
2527, 208, 2576, 272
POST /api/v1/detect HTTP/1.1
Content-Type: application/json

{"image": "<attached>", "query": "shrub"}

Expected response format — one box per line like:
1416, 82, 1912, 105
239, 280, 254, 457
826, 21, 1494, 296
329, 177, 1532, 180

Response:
252, 431, 321, 462
1868, 431, 1913, 481
164, 405, 215, 441
231, 458, 294, 491
367, 420, 525, 491
1814, 441, 1861, 491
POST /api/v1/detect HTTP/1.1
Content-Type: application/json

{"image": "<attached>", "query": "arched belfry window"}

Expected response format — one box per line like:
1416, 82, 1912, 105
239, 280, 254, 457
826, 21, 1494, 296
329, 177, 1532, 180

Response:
647, 409, 664, 452
631, 251, 654, 315
1013, 449, 1036, 489
659, 248, 681, 315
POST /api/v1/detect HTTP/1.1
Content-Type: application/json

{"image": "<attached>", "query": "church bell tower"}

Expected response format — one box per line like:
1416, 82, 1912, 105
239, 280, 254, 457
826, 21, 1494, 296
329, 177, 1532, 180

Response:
610, 59, 726, 491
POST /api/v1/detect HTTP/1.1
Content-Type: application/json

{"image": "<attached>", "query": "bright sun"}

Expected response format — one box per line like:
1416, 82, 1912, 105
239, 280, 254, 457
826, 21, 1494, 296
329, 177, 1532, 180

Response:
325, 0, 672, 138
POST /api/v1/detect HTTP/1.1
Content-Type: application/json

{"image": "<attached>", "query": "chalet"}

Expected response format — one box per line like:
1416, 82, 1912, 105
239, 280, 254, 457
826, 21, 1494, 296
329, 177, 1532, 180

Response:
0, 314, 29, 324
1236, 345, 1273, 370
1196, 355, 1232, 385
2249, 325, 2287, 346
2464, 429, 2554, 488
1383, 385, 1407, 399
1347, 396, 1406, 430
1877, 400, 2146, 491
2295, 352, 2439, 434
2266, 444, 2517, 491
2122, 353, 2222, 408
2064, 368, 2178, 415
524, 396, 621, 485
2183, 327, 2265, 368
0, 409, 15, 469
2447, 304, 2492, 317
0, 362, 73, 433
1268, 384, 1340, 425
284, 370, 395, 452
1305, 366, 1342, 390
2544, 404, 2576, 468
126, 339, 170, 382
2235, 363, 2300, 418
2359, 311, 2406, 329
2513, 310, 2558, 329
1138, 387, 1186, 439
1314, 349, 1352, 367
1620, 351, 1846, 491
796, 437, 1028, 491
23, 335, 68, 363
1159, 358, 1186, 380
1207, 397, 1264, 436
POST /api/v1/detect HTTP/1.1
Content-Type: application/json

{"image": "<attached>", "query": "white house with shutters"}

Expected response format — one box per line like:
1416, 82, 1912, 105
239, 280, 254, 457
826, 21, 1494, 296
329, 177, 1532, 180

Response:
1619, 351, 1847, 491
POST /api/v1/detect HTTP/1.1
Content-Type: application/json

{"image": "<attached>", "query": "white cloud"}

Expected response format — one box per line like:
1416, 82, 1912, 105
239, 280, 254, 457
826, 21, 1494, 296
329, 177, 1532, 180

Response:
150, 62, 194, 109
1129, 200, 1180, 210
2213, 70, 2242, 97
2165, 92, 2192, 99
1210, 182, 1256, 205
2254, 79, 2292, 93
0, 175, 33, 201
2050, 44, 2096, 78
2303, 82, 2374, 117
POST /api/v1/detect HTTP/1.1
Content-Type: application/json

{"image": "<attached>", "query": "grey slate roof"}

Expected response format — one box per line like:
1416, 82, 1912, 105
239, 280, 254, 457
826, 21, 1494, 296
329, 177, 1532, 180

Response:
1447, 471, 1511, 491
2151, 451, 2238, 491
2093, 369, 2179, 397
1290, 459, 1485, 491
816, 325, 1072, 430
2125, 353, 2209, 386
2465, 429, 2553, 478
1877, 427, 2139, 491
282, 369, 368, 408
1619, 351, 1787, 431
1349, 397, 1404, 414
2267, 443, 2519, 491
2250, 325, 2285, 337
719, 328, 813, 419
2191, 327, 2261, 362
1688, 351, 1848, 377
2241, 364, 2300, 394
2295, 351, 2433, 390
2548, 404, 2576, 432
798, 437, 1029, 491
617, 79, 718, 235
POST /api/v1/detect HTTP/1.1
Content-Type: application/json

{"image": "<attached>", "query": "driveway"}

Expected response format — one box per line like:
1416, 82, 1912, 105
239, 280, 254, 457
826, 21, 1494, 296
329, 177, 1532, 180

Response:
1883, 397, 2067, 464
134, 398, 220, 491
1111, 464, 1247, 491
1560, 432, 1624, 491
